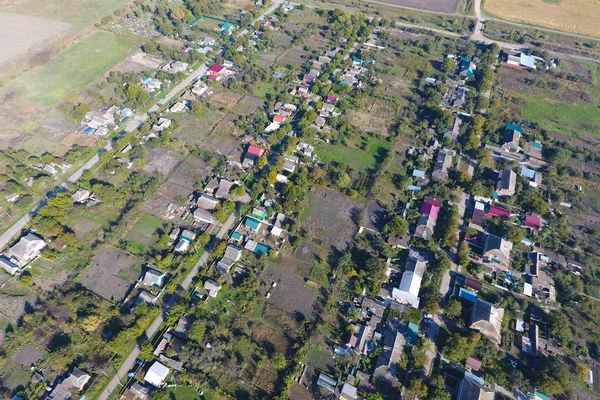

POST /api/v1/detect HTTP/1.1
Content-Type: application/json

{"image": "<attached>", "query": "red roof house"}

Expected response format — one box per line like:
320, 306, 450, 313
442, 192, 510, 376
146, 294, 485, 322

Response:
273, 115, 286, 124
209, 65, 224, 73
327, 95, 338, 103
466, 356, 482, 371
525, 215, 541, 230
487, 205, 511, 219
421, 199, 441, 220
207, 75, 218, 81
246, 145, 265, 158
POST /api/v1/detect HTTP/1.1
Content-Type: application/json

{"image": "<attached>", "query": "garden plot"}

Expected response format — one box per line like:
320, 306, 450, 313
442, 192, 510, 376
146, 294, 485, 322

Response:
140, 182, 190, 222
347, 98, 398, 137
126, 214, 165, 246
142, 147, 182, 177
79, 248, 140, 302
199, 131, 242, 159
209, 88, 244, 111
277, 36, 330, 66
172, 111, 224, 146
302, 188, 364, 251
358, 0, 459, 13
166, 155, 211, 192
74, 218, 101, 240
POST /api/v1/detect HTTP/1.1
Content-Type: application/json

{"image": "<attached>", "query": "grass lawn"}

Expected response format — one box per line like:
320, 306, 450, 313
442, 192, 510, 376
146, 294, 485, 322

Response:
163, 385, 202, 399
305, 346, 336, 374
10, 32, 139, 107
519, 94, 600, 137
252, 82, 278, 99
126, 214, 164, 246
315, 138, 391, 173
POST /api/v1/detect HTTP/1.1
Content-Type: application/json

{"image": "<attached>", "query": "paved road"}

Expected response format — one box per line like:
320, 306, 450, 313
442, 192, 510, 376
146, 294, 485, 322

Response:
98, 213, 236, 400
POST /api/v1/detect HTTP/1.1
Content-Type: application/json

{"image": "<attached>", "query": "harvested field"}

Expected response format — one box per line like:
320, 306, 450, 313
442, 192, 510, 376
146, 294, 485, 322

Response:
166, 156, 210, 192
288, 383, 315, 400
209, 89, 244, 111
74, 218, 100, 240
250, 323, 291, 355
277, 35, 330, 66
200, 132, 242, 159
126, 214, 164, 246
79, 248, 140, 302
172, 110, 224, 146
0, 296, 36, 323
303, 188, 363, 251
12, 344, 44, 366
234, 95, 262, 115
142, 147, 181, 177
358, 0, 459, 13
0, 12, 69, 65
113, 51, 162, 73
347, 98, 397, 137
484, 0, 600, 38
141, 182, 188, 222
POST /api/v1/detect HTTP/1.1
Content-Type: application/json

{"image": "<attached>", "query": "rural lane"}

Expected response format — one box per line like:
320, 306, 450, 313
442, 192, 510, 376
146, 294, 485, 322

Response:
98, 213, 237, 400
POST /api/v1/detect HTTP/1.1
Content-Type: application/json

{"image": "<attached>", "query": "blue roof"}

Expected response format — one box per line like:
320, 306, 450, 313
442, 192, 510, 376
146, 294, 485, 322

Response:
85, 127, 94, 133
222, 22, 234, 30
244, 216, 261, 231
412, 169, 426, 178
231, 232, 242, 241
459, 287, 477, 303
253, 243, 269, 255
506, 123, 523, 133
353, 57, 362, 64
407, 185, 421, 192
535, 390, 550, 400
520, 167, 536, 179
404, 322, 419, 345
143, 77, 152, 83
533, 141, 542, 149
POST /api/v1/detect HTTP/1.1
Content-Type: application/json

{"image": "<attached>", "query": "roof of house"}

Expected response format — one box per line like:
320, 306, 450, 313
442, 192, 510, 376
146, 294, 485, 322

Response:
193, 208, 214, 224
246, 145, 264, 157
144, 362, 169, 387
466, 356, 482, 371
209, 64, 224, 73
49, 368, 91, 400
142, 268, 164, 286
520, 166, 537, 179
412, 169, 426, 178
421, 198, 441, 219
525, 215, 541, 230
197, 194, 220, 210
9, 232, 45, 263
204, 279, 221, 297
244, 216, 262, 231
458, 372, 495, 400
487, 205, 511, 219
273, 114, 286, 124
224, 245, 242, 261
505, 123, 523, 133
497, 169, 516, 192
470, 299, 504, 341
340, 382, 358, 400
0, 255, 19, 274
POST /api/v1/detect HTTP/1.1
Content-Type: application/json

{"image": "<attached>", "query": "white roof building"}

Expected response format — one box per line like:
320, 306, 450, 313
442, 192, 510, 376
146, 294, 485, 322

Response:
9, 232, 46, 265
144, 361, 169, 387
391, 251, 426, 309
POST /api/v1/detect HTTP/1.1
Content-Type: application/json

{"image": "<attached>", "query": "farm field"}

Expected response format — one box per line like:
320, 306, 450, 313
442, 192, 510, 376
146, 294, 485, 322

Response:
315, 136, 391, 173
0, 0, 129, 29
9, 32, 139, 108
483, 0, 600, 38
0, 12, 70, 65
357, 0, 459, 13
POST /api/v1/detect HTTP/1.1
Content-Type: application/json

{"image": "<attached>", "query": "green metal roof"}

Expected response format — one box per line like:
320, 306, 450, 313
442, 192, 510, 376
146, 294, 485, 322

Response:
244, 217, 261, 231
535, 390, 550, 400
231, 232, 242, 241
253, 243, 269, 255
506, 123, 523, 133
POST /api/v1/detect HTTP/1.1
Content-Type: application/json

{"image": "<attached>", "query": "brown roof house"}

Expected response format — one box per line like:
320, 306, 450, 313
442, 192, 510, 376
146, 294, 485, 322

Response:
9, 232, 46, 265
469, 299, 504, 345
496, 169, 517, 196
483, 234, 512, 271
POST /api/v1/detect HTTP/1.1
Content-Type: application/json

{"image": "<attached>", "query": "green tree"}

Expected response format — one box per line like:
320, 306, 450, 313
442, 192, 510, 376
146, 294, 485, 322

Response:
547, 311, 571, 343
188, 320, 206, 342
443, 333, 481, 363
384, 216, 408, 237
428, 375, 451, 400
406, 378, 428, 400
444, 298, 462, 320
457, 240, 470, 267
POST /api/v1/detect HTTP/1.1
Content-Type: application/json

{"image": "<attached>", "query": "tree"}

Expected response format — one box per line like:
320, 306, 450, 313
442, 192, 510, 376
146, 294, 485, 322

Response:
384, 215, 408, 237
548, 311, 571, 343
406, 378, 428, 400
188, 320, 206, 342
442, 58, 457, 74
457, 240, 470, 267
82, 315, 102, 332
191, 100, 204, 116
506, 225, 524, 243
444, 298, 462, 320
443, 333, 480, 363
428, 375, 451, 400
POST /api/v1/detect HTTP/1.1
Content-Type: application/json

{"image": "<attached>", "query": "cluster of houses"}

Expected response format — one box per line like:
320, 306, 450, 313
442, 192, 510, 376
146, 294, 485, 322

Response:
80, 105, 132, 136
30, 158, 72, 179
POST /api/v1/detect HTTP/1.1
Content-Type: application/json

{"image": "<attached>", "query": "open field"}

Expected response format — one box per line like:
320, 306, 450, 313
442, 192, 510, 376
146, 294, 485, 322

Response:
79, 248, 140, 302
483, 0, 600, 38
9, 32, 139, 107
358, 0, 459, 13
315, 136, 391, 173
0, 0, 129, 29
0, 12, 70, 65
302, 188, 363, 251
126, 214, 165, 246
347, 98, 398, 136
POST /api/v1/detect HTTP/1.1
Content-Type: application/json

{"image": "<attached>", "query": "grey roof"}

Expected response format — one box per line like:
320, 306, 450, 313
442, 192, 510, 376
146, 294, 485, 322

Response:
458, 372, 495, 400
128, 382, 151, 399
470, 299, 504, 343
142, 268, 164, 286
503, 129, 520, 147
174, 316, 193, 337
193, 208, 214, 224
224, 245, 242, 262
49, 368, 91, 400
0, 255, 19, 274
432, 148, 455, 181
9, 232, 45, 264
215, 179, 234, 198
496, 169, 516, 193
204, 279, 221, 297
197, 194, 220, 210
71, 188, 91, 203
138, 291, 158, 304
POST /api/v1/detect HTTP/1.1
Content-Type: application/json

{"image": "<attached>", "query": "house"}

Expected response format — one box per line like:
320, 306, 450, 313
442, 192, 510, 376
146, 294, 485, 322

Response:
373, 326, 405, 387
459, 57, 477, 79
142, 267, 165, 287
457, 372, 495, 400
221, 22, 236, 35
144, 361, 169, 387
391, 250, 426, 309
193, 208, 214, 224
340, 382, 358, 400
9, 232, 46, 265
502, 123, 522, 151
204, 279, 221, 297
244, 216, 262, 232
49, 368, 91, 400
432, 148, 455, 182
466, 356, 482, 372
252, 206, 268, 220
496, 169, 517, 196
520, 167, 542, 186
124, 382, 151, 400
204, 177, 234, 199
197, 194, 220, 210
174, 230, 196, 253
141, 78, 162, 93
414, 198, 441, 241
469, 299, 504, 345
445, 116, 463, 141
483, 234, 512, 270
506, 50, 536, 70
162, 61, 188, 74
174, 315, 193, 338
0, 255, 19, 275
71, 188, 91, 203
170, 102, 187, 113
152, 118, 172, 133
243, 145, 265, 167
525, 215, 542, 231
138, 291, 158, 304
191, 80, 210, 97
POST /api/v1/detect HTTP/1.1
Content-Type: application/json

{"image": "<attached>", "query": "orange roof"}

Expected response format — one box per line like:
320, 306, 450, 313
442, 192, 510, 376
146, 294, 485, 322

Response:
273, 115, 286, 124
